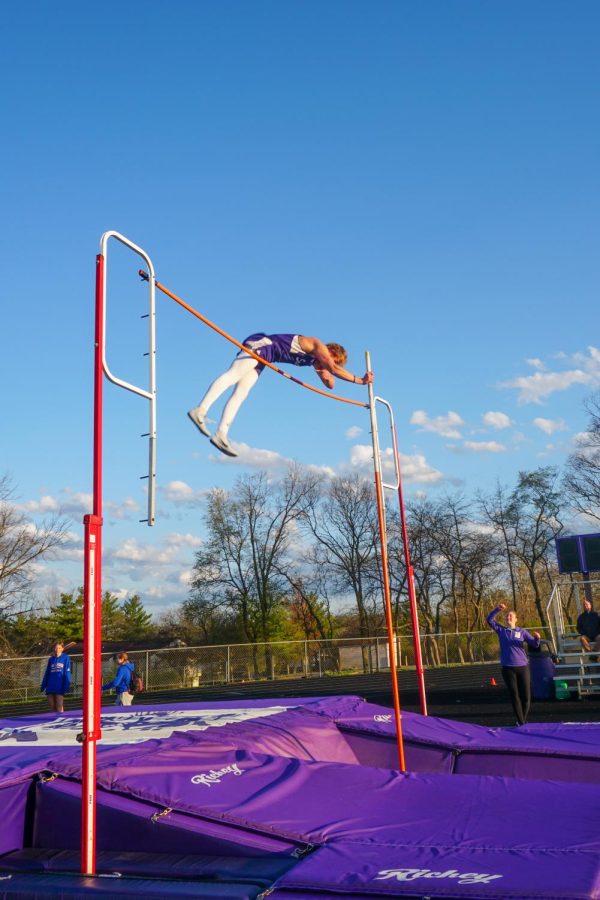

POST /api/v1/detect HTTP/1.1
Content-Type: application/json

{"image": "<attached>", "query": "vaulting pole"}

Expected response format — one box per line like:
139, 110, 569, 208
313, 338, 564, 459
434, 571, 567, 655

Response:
143, 273, 368, 410
366, 351, 406, 772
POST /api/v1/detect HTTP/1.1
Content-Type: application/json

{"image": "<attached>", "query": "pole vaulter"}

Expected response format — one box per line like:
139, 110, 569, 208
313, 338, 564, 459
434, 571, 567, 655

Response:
82, 230, 426, 875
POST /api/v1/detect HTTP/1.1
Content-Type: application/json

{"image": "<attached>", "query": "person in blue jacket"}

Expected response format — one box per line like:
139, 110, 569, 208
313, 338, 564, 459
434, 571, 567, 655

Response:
40, 641, 72, 713
102, 652, 134, 706
487, 603, 541, 725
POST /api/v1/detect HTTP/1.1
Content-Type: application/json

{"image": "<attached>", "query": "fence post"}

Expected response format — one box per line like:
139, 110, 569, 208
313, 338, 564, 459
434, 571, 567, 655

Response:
444, 633, 448, 666
303, 640, 309, 677
226, 645, 231, 683
145, 651, 149, 692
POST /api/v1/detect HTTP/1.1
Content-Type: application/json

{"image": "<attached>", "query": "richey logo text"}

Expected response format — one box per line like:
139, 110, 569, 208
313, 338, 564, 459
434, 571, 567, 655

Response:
190, 764, 244, 787
375, 868, 503, 885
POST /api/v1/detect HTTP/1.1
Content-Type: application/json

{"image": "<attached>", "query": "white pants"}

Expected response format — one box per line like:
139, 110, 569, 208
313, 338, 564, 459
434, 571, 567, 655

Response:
116, 691, 133, 706
197, 356, 260, 439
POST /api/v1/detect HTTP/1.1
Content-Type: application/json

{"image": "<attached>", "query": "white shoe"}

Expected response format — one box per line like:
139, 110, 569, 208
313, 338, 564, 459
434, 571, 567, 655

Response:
210, 434, 238, 457
187, 408, 210, 437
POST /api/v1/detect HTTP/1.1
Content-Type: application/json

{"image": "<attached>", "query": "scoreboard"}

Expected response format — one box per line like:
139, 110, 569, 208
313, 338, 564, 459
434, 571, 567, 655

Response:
556, 533, 600, 574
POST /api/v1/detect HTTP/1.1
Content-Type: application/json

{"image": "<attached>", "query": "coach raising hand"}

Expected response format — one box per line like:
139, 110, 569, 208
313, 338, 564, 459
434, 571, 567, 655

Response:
487, 604, 541, 726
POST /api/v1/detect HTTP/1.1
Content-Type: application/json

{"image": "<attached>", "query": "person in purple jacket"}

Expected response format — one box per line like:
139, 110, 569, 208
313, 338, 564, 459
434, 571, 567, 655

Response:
188, 333, 373, 457
40, 641, 72, 714
487, 604, 541, 725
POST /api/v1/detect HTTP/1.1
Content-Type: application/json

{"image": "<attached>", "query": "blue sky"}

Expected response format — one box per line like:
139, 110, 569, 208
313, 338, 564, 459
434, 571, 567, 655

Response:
1, 1, 599, 613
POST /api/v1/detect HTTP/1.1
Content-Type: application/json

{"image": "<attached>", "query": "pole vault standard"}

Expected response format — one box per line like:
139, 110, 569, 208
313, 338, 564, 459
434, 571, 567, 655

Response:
80, 232, 156, 875
365, 354, 427, 724
83, 231, 425, 871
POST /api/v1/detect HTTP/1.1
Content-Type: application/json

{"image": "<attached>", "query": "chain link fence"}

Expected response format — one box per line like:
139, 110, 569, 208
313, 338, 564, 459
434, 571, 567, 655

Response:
0, 626, 552, 708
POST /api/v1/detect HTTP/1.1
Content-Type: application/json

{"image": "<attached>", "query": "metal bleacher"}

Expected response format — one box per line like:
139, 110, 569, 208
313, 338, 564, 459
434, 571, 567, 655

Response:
546, 577, 600, 699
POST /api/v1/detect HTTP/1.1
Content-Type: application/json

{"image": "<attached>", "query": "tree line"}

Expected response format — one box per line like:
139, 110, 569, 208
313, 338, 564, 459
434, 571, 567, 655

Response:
2, 394, 599, 658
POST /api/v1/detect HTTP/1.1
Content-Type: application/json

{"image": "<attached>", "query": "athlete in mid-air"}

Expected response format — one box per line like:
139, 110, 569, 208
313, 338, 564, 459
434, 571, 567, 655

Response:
188, 332, 373, 456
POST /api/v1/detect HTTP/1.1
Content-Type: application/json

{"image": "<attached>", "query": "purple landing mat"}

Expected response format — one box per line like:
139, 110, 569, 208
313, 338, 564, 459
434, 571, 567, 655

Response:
25, 735, 600, 898
0, 871, 270, 897
0, 781, 33, 856
267, 841, 600, 899
0, 848, 296, 886
188, 706, 360, 764
0, 699, 339, 787
34, 777, 302, 856
46, 737, 600, 851
3, 695, 600, 790
309, 696, 600, 781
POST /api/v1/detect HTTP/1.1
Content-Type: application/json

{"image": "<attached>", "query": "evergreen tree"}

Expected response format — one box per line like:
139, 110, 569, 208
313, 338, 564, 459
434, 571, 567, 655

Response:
4, 610, 52, 656
45, 590, 84, 642
121, 594, 153, 641
102, 591, 125, 640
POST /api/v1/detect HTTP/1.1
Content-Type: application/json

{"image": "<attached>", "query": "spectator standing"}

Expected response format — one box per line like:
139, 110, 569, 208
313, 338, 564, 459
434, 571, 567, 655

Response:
102, 652, 134, 706
40, 641, 72, 713
487, 604, 541, 725
576, 599, 600, 656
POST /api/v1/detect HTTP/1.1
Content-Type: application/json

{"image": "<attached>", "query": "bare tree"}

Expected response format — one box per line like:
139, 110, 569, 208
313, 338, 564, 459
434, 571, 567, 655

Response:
564, 392, 600, 524
502, 468, 564, 626
433, 495, 501, 660
301, 475, 381, 644
0, 475, 67, 624
189, 465, 323, 669
402, 499, 448, 665
479, 482, 519, 608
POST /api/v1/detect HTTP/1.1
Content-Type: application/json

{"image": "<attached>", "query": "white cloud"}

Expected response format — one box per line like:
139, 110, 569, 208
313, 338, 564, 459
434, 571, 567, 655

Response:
163, 532, 201, 550
105, 497, 140, 519
345, 425, 363, 440
59, 490, 94, 516
211, 442, 335, 478
570, 431, 598, 462
532, 417, 568, 435
526, 358, 545, 370
463, 441, 507, 453
500, 346, 600, 404
111, 538, 177, 565
53, 530, 84, 562
178, 569, 195, 586
21, 495, 61, 514
20, 489, 93, 518
482, 411, 512, 430
348, 444, 443, 484
410, 410, 464, 439
572, 431, 592, 446
160, 480, 207, 506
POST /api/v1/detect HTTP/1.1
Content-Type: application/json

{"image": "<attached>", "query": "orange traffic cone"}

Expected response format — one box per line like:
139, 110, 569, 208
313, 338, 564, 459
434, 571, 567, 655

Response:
490, 677, 497, 686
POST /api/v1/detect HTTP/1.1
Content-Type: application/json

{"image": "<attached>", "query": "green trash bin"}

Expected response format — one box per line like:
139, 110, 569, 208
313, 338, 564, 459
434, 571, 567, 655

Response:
554, 679, 570, 700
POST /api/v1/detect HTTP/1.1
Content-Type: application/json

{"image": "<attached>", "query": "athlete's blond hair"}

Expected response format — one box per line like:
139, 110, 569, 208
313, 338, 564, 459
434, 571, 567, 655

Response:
326, 343, 348, 366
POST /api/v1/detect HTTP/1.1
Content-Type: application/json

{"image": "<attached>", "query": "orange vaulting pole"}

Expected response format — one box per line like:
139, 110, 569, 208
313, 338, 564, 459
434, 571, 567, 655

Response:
366, 351, 405, 772
140, 271, 368, 410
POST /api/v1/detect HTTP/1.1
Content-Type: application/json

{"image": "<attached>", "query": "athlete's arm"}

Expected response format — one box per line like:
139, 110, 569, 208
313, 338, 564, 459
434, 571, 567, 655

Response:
314, 367, 336, 389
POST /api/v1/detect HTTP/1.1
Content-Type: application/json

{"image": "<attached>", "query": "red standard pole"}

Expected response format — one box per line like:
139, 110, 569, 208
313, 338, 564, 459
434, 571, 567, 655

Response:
80, 254, 104, 874
374, 470, 406, 771
392, 423, 427, 716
